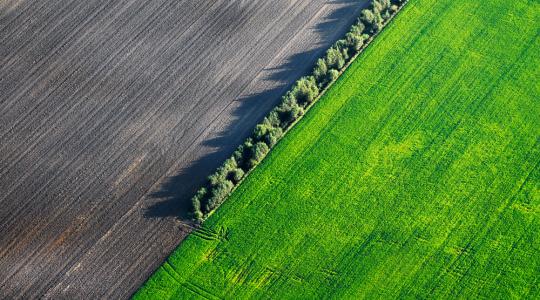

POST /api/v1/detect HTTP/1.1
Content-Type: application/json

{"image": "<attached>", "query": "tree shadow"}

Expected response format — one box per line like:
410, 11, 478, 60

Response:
144, 0, 365, 221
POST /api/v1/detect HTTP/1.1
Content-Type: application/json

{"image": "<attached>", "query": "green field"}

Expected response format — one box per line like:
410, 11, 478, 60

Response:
136, 0, 540, 298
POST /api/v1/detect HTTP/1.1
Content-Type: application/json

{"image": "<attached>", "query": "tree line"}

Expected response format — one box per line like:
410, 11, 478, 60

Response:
191, 0, 407, 220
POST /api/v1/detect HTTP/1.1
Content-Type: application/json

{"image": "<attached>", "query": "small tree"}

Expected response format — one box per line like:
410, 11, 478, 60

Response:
276, 95, 304, 128
325, 47, 346, 70
233, 138, 254, 170
252, 142, 269, 163
191, 187, 207, 219
265, 126, 283, 147
263, 110, 281, 128
229, 168, 244, 183
346, 27, 368, 53
205, 180, 234, 212
360, 9, 383, 34
292, 76, 319, 106
327, 69, 340, 83
253, 123, 270, 142
208, 157, 237, 186
351, 23, 366, 36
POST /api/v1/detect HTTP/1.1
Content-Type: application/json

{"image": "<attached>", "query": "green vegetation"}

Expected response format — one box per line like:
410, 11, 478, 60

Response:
136, 0, 540, 298
191, 0, 405, 220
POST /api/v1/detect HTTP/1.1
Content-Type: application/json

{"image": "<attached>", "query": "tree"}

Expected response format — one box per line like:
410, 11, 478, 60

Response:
253, 123, 270, 142
360, 9, 383, 34
345, 25, 369, 53
263, 110, 281, 128
292, 76, 319, 106
360, 9, 375, 27
327, 69, 340, 83
313, 58, 329, 87
351, 22, 366, 36
233, 138, 254, 169
230, 168, 244, 183
208, 157, 237, 186
325, 47, 346, 70
265, 126, 283, 147
191, 188, 206, 219
252, 142, 269, 163
276, 96, 304, 128
252, 123, 282, 147
205, 180, 234, 212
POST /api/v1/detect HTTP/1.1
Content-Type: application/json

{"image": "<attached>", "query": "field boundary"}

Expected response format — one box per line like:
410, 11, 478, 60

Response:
191, 0, 409, 221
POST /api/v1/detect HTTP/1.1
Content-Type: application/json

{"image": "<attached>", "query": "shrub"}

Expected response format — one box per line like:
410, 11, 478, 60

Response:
191, 188, 206, 220
252, 142, 269, 163
327, 69, 340, 83
233, 139, 255, 170
263, 110, 282, 128
253, 123, 283, 147
291, 76, 319, 106
230, 168, 244, 183
345, 30, 368, 53
313, 58, 329, 87
276, 97, 304, 128
325, 47, 346, 70
205, 180, 234, 212
360, 9, 383, 34
265, 126, 283, 147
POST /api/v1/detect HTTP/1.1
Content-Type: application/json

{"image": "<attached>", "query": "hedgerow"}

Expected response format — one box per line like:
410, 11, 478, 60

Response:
190, 0, 408, 220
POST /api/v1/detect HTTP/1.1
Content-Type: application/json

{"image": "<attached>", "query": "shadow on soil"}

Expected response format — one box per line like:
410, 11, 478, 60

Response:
144, 0, 364, 221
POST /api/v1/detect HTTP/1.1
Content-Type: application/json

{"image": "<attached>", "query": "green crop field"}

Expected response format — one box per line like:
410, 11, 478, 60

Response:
136, 0, 540, 298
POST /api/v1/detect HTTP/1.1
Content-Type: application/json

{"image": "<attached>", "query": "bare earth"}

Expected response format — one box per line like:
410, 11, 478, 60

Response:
0, 0, 365, 298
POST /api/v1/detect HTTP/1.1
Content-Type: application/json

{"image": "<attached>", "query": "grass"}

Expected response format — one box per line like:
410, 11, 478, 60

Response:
135, 0, 540, 298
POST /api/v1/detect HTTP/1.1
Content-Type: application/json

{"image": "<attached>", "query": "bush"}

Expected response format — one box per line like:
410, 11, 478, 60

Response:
230, 168, 244, 183
233, 139, 255, 170
325, 47, 346, 70
276, 97, 304, 128
291, 76, 319, 106
252, 142, 269, 163
191, 188, 206, 220
313, 58, 329, 88
205, 180, 234, 212
265, 126, 283, 147
263, 110, 281, 128
327, 69, 340, 83
345, 30, 368, 53
360, 9, 383, 34
253, 123, 283, 147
